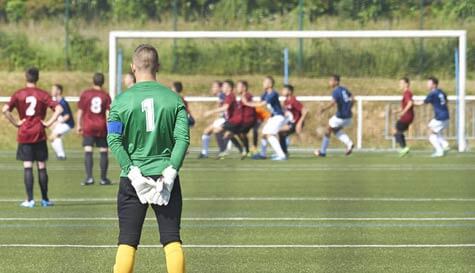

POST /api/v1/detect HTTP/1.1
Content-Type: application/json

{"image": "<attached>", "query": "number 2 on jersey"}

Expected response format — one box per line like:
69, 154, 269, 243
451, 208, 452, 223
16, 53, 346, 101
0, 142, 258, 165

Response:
141, 98, 155, 132
25, 96, 37, 116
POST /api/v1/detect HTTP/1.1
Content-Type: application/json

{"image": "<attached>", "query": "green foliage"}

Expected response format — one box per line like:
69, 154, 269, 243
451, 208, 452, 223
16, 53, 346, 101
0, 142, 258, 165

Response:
5, 0, 25, 22
69, 32, 106, 71
0, 32, 41, 70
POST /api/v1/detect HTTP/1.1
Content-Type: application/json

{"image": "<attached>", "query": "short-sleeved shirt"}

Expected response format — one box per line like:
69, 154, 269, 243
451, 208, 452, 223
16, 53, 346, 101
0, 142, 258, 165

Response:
332, 86, 353, 119
224, 92, 242, 125
217, 91, 226, 106
241, 92, 256, 125
58, 97, 75, 128
78, 89, 111, 137
284, 95, 304, 124
261, 90, 283, 116
424, 88, 449, 121
7, 87, 58, 144
399, 89, 414, 124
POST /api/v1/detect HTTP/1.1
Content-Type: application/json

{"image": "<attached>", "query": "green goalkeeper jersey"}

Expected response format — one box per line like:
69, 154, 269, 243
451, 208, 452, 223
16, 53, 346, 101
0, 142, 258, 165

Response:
107, 81, 190, 177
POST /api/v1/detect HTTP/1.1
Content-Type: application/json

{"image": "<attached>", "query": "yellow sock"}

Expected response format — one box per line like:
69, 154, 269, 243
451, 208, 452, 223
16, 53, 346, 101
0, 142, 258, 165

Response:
164, 242, 185, 273
113, 244, 136, 273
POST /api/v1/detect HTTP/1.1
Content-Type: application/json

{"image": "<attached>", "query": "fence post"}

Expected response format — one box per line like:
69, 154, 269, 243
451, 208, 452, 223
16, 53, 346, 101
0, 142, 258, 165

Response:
357, 97, 363, 149
283, 48, 289, 85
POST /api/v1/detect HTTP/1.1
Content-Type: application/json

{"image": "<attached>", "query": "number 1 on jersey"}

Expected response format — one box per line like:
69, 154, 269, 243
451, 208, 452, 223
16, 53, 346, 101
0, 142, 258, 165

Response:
141, 98, 155, 132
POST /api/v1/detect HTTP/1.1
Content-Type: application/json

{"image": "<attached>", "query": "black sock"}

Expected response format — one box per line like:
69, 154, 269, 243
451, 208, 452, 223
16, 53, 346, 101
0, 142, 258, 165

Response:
279, 134, 288, 155
24, 167, 33, 201
240, 134, 250, 154
215, 132, 226, 153
38, 168, 48, 201
394, 132, 406, 148
85, 152, 93, 179
230, 136, 243, 153
100, 152, 108, 180
252, 124, 259, 147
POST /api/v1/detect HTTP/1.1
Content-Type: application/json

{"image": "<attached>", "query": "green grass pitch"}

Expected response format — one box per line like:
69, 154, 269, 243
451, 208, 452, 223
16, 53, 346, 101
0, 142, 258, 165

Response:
0, 150, 474, 273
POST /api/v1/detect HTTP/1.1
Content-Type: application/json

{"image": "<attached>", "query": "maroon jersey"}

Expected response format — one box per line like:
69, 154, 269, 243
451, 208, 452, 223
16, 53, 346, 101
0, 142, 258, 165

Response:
223, 92, 242, 125
284, 95, 303, 124
241, 91, 256, 126
399, 89, 414, 124
78, 89, 111, 137
7, 87, 58, 144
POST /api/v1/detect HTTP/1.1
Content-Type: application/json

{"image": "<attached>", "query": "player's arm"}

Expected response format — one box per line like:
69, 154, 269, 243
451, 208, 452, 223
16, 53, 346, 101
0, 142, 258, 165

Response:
2, 104, 24, 127
242, 99, 266, 108
204, 104, 228, 117
107, 101, 133, 173
320, 100, 336, 114
414, 94, 430, 106
169, 103, 190, 171
76, 109, 83, 134
399, 100, 413, 116
42, 104, 63, 128
296, 107, 308, 134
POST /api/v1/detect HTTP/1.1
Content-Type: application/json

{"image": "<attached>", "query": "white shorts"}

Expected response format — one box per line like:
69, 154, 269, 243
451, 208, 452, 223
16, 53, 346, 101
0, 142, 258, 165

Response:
428, 119, 449, 134
329, 115, 352, 129
52, 123, 72, 137
212, 118, 226, 129
262, 115, 286, 135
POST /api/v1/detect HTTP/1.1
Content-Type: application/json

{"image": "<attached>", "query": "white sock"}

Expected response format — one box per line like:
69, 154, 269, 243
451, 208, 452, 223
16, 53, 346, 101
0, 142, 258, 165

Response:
429, 134, 442, 153
260, 138, 268, 156
201, 134, 211, 155
437, 134, 449, 150
267, 135, 286, 158
52, 138, 65, 157
227, 140, 233, 151
320, 135, 330, 154
336, 131, 353, 148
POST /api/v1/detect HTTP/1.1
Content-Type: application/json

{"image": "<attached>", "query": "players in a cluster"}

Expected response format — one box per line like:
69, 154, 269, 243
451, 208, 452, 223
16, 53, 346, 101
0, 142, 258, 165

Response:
77, 73, 112, 185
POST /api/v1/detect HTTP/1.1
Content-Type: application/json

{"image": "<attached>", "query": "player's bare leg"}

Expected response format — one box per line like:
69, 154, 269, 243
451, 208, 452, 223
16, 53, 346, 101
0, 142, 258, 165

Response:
20, 161, 35, 208
82, 145, 94, 185
99, 147, 111, 185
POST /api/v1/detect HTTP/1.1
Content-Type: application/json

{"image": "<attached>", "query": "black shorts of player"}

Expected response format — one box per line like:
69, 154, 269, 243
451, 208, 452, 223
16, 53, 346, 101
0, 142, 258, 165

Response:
117, 175, 182, 247
395, 120, 411, 132
239, 122, 256, 134
16, 141, 48, 162
223, 121, 241, 134
82, 136, 108, 148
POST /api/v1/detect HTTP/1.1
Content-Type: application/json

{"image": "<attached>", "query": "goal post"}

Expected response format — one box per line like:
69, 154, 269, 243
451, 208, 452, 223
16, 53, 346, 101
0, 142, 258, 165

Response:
108, 30, 468, 152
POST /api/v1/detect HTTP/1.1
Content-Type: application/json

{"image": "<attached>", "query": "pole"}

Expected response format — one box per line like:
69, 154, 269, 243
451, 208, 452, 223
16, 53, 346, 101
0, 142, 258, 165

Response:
64, 0, 70, 70
117, 48, 123, 95
283, 48, 289, 85
172, 0, 178, 72
297, 0, 304, 74
108, 34, 117, 100
418, 0, 424, 74
454, 48, 459, 142
457, 32, 467, 152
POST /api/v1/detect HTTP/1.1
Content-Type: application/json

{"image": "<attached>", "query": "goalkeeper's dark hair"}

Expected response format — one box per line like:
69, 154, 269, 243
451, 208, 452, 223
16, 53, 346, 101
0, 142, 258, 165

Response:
223, 79, 234, 89
400, 77, 410, 84
93, 73, 105, 87
283, 84, 294, 93
428, 76, 439, 86
133, 44, 160, 74
25, 67, 39, 83
331, 74, 340, 83
173, 81, 183, 93
53, 84, 63, 94
237, 80, 248, 91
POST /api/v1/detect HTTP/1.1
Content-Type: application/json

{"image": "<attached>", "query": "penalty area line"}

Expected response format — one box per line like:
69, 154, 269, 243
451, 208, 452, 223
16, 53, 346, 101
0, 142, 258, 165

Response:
0, 244, 474, 249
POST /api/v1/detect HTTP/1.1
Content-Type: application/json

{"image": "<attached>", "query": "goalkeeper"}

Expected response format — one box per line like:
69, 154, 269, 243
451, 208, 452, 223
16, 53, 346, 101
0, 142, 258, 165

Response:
107, 44, 189, 273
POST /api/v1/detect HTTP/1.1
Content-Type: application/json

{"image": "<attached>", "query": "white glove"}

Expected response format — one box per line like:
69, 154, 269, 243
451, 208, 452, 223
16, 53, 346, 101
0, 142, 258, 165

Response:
162, 166, 177, 193
147, 177, 171, 206
128, 166, 155, 204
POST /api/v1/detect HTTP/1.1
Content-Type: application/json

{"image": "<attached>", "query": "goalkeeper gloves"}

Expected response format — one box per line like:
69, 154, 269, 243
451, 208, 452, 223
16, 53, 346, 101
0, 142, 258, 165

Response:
162, 166, 177, 192
127, 166, 163, 204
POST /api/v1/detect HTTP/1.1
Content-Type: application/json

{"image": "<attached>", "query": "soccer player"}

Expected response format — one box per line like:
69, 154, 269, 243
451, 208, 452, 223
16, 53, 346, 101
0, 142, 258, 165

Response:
280, 84, 308, 157
415, 76, 450, 157
204, 80, 244, 158
393, 77, 414, 157
77, 73, 112, 186
50, 84, 75, 160
236, 80, 257, 156
2, 67, 63, 208
123, 72, 136, 89
315, 75, 354, 157
198, 81, 227, 158
243, 76, 287, 161
172, 81, 195, 127
108, 44, 188, 273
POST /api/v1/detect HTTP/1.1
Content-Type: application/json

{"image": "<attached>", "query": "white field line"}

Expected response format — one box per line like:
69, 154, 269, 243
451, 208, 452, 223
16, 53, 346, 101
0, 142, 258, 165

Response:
1, 197, 474, 202
1, 217, 475, 221
0, 244, 474, 249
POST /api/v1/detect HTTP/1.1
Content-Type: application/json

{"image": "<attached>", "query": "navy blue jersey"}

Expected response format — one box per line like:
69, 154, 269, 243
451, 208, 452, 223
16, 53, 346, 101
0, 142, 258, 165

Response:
332, 86, 353, 119
59, 97, 75, 128
261, 90, 283, 116
217, 91, 226, 106
424, 88, 449, 121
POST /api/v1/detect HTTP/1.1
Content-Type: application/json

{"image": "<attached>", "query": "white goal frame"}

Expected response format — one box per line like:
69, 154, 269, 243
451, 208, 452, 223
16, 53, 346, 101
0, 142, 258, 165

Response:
108, 30, 468, 152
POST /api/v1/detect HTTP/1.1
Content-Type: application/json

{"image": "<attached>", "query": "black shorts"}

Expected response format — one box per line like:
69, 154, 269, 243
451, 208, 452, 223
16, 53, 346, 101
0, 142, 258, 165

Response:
16, 141, 48, 162
117, 176, 182, 247
395, 120, 411, 132
83, 136, 108, 148
240, 122, 256, 134
223, 121, 241, 134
